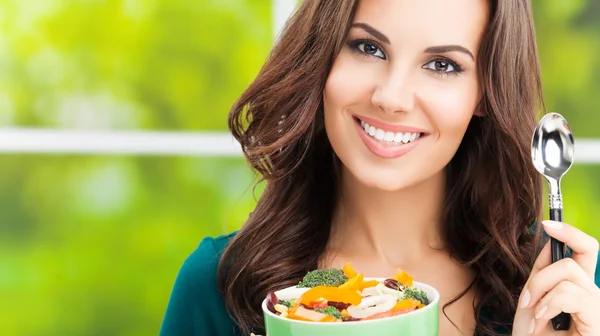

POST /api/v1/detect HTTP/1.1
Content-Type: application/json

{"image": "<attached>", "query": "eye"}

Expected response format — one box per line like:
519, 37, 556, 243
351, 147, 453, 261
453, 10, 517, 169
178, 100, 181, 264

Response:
358, 43, 385, 58
348, 39, 386, 59
423, 58, 462, 75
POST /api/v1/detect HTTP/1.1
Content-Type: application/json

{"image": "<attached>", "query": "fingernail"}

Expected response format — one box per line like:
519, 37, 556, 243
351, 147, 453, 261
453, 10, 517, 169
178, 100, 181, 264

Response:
520, 289, 530, 308
535, 305, 547, 319
528, 319, 535, 334
542, 220, 563, 230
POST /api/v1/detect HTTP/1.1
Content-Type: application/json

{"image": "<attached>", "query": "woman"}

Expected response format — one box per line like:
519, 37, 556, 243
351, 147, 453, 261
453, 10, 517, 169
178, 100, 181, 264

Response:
160, 0, 600, 335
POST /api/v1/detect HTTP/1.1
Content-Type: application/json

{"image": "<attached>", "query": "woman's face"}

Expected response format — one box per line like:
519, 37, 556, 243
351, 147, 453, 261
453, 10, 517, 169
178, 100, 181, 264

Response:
323, 0, 489, 191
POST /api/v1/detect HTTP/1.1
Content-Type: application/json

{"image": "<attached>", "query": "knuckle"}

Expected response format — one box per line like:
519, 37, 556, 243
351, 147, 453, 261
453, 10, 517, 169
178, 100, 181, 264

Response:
560, 257, 578, 272
527, 277, 540, 292
556, 281, 573, 295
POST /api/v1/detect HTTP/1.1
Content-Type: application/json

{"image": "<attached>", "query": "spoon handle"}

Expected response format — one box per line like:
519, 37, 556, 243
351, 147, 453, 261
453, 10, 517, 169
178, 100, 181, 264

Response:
549, 207, 571, 330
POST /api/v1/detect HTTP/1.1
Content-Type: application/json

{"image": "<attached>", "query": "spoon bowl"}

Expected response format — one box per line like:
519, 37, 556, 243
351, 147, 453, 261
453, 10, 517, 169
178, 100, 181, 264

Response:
532, 113, 575, 183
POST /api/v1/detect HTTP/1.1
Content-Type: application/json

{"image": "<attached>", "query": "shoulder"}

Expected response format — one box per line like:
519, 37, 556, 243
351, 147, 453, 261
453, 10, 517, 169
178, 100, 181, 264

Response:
596, 250, 600, 287
174, 232, 236, 288
160, 232, 239, 336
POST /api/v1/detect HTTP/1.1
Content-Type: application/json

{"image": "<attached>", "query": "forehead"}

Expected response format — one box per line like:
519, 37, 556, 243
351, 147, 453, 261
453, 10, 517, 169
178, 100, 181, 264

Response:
353, 0, 490, 51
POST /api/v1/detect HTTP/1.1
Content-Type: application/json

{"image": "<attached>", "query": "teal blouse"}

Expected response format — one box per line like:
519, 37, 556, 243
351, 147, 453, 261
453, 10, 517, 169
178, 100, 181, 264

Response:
159, 232, 600, 336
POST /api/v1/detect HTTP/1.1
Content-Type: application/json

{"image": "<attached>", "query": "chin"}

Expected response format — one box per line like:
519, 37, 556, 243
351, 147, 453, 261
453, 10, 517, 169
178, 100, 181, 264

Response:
347, 164, 433, 192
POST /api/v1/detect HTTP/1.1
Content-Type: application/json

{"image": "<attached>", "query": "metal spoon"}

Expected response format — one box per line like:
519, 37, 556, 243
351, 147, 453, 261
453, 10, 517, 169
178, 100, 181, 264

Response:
531, 112, 575, 331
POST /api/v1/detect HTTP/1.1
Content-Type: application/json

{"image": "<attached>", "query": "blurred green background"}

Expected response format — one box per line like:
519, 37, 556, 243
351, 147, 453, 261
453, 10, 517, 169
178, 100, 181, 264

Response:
0, 0, 598, 335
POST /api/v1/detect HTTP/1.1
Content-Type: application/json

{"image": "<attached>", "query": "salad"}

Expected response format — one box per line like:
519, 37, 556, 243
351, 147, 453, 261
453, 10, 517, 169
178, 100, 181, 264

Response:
265, 263, 429, 323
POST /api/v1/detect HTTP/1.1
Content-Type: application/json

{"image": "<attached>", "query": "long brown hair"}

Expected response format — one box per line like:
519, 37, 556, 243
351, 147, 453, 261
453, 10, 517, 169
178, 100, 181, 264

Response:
218, 0, 545, 335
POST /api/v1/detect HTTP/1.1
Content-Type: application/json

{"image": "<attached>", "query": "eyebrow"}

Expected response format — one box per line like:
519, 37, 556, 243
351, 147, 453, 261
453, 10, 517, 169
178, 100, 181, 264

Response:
351, 23, 475, 61
424, 45, 475, 61
350, 23, 390, 45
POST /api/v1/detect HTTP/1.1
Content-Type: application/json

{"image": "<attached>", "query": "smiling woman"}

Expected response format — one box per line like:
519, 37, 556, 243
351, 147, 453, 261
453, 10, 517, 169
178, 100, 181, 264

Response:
323, 0, 486, 192
160, 1, 600, 336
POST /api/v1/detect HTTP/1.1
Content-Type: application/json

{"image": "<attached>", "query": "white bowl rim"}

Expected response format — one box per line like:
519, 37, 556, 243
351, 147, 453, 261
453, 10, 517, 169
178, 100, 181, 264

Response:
262, 278, 440, 326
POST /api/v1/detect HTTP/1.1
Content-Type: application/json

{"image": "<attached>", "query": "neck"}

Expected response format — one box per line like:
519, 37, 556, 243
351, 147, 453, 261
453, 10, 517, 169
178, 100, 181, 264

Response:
328, 166, 447, 273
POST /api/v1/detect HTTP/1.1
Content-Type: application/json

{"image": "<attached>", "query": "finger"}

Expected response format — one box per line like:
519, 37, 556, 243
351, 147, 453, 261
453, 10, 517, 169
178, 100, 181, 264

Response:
532, 281, 597, 335
519, 241, 550, 309
528, 240, 551, 280
542, 220, 599, 277
522, 257, 597, 309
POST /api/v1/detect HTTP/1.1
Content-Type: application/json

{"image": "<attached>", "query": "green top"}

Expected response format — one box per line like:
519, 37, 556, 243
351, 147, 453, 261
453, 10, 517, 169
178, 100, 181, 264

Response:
159, 232, 600, 336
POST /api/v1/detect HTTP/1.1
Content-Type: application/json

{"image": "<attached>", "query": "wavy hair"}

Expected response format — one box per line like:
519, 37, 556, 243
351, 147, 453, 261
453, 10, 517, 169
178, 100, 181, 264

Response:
217, 0, 545, 335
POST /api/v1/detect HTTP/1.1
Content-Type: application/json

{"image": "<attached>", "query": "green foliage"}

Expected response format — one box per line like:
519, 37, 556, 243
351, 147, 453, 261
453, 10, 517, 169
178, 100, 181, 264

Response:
0, 1, 599, 335
0, 1, 272, 335
298, 269, 349, 288
314, 306, 343, 319
402, 287, 429, 306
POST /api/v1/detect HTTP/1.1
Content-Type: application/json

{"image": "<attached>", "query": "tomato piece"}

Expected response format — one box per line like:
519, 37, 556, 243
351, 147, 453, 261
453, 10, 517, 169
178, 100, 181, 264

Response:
307, 300, 328, 309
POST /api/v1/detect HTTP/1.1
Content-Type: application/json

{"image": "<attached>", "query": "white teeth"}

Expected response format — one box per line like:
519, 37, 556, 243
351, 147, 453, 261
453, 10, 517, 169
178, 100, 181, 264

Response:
384, 132, 395, 142
368, 125, 376, 136
359, 119, 421, 145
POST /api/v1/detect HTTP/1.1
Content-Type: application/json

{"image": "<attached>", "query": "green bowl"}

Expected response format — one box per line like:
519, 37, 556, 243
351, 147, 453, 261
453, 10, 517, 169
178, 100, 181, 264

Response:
262, 279, 439, 336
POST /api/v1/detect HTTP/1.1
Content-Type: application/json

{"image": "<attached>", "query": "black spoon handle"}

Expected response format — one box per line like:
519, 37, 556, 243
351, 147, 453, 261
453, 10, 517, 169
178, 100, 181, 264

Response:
549, 207, 570, 331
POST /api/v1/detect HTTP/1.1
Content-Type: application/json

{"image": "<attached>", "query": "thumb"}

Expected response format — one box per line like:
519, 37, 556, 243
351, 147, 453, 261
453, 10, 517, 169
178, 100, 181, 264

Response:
512, 242, 551, 336
528, 240, 551, 281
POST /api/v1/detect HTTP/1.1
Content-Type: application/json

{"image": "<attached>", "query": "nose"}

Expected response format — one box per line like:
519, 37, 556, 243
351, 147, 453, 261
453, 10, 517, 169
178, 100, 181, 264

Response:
371, 70, 415, 114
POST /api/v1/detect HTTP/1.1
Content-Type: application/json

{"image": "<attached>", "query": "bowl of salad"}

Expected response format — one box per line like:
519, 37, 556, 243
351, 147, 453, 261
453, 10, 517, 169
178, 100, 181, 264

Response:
261, 263, 439, 336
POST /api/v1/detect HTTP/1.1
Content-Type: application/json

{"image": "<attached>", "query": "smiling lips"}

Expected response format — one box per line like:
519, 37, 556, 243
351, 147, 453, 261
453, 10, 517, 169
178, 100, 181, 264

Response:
353, 115, 426, 159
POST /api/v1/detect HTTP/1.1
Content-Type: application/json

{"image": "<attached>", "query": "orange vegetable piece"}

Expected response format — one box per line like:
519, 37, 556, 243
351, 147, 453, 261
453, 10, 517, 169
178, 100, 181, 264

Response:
360, 280, 380, 289
392, 298, 421, 310
342, 262, 358, 278
339, 273, 364, 291
299, 286, 362, 306
391, 270, 414, 287
320, 315, 340, 322
287, 306, 340, 322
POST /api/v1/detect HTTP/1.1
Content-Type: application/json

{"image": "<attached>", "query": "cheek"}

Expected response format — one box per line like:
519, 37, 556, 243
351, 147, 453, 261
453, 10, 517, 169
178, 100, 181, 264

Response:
422, 79, 480, 137
324, 53, 376, 113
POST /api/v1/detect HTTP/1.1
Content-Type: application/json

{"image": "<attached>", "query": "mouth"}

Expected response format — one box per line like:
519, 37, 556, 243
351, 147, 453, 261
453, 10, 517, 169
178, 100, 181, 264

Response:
352, 116, 427, 146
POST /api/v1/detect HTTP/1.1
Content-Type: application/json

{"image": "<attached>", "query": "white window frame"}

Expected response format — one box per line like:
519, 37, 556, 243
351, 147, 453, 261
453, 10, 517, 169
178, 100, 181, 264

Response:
0, 0, 598, 164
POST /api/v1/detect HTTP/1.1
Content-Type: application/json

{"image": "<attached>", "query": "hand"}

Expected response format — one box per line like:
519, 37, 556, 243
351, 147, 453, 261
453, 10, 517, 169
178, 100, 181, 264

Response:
513, 220, 600, 335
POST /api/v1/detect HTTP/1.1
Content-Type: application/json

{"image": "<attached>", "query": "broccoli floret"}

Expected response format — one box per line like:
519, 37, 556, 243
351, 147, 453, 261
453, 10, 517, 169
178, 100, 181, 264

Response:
402, 286, 429, 305
278, 299, 296, 308
314, 306, 343, 319
297, 268, 348, 288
